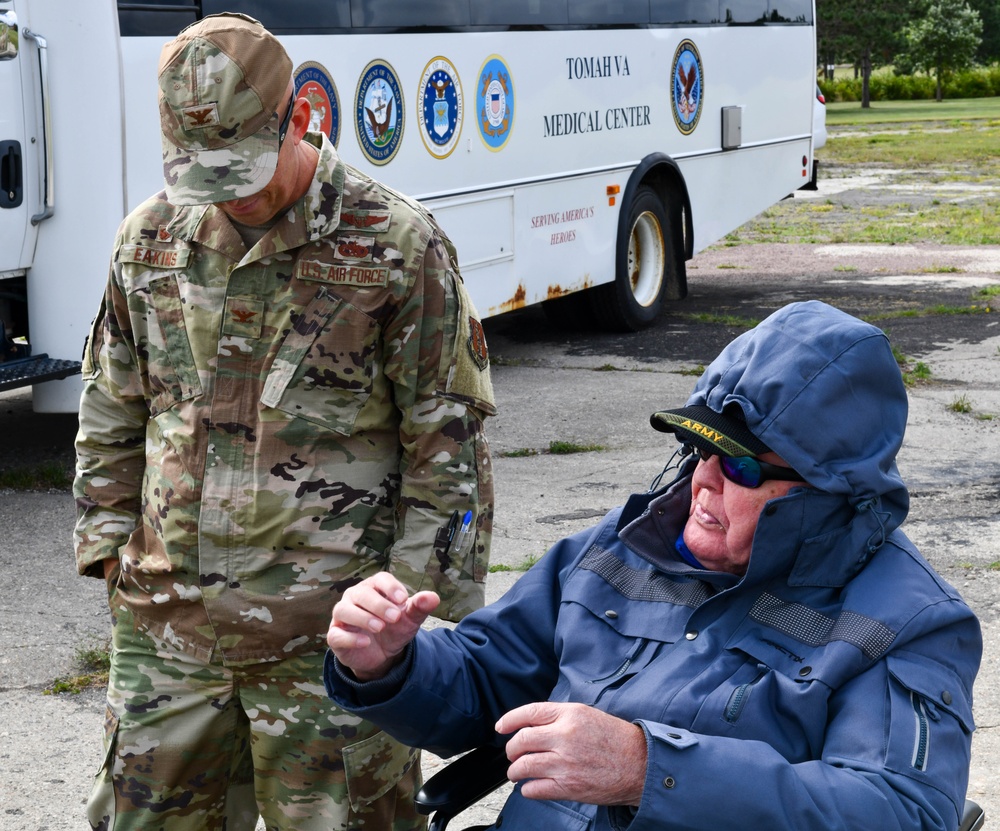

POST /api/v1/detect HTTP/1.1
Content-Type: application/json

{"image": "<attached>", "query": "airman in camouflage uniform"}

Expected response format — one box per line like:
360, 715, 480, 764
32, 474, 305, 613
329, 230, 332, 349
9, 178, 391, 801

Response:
74, 13, 494, 831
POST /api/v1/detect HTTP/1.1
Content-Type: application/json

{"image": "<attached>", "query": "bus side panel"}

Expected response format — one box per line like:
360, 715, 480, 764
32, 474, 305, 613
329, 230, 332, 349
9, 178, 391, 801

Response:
23, 0, 125, 412
120, 22, 815, 319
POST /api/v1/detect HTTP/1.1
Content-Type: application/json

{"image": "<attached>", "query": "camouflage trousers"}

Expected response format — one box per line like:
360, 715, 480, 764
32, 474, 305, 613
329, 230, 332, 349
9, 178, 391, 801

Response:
88, 602, 426, 831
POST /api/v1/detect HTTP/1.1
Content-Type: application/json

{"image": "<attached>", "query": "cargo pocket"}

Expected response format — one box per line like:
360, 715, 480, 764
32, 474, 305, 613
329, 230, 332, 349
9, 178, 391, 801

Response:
342, 730, 420, 812
262, 289, 379, 435
86, 704, 120, 828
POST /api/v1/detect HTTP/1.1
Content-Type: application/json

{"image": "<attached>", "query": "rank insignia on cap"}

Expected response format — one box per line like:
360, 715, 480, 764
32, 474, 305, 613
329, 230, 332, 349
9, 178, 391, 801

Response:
156, 226, 173, 243
181, 102, 220, 130
468, 316, 489, 370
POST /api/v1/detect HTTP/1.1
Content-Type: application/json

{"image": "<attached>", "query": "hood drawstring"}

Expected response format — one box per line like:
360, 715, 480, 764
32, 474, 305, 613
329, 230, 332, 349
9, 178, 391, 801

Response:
856, 497, 890, 563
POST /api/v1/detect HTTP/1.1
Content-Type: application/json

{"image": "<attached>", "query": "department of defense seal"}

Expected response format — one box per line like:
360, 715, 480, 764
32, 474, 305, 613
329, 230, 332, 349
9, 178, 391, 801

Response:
355, 59, 404, 165
418, 56, 463, 159
671, 40, 703, 135
294, 61, 341, 146
476, 55, 515, 152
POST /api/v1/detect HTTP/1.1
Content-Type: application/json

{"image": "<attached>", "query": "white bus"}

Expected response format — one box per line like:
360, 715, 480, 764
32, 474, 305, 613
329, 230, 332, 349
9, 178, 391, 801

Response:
1, 0, 817, 412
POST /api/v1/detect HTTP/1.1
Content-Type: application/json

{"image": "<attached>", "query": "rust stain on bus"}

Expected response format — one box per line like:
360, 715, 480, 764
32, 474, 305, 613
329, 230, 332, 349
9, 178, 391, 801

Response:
497, 284, 527, 313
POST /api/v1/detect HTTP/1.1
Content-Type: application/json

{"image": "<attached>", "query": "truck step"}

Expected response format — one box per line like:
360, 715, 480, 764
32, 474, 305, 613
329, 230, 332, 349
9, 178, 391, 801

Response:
0, 354, 82, 392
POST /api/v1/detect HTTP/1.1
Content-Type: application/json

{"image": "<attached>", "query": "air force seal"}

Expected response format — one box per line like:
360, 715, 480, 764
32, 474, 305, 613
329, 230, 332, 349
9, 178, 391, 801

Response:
355, 60, 404, 165
671, 40, 703, 135
294, 61, 341, 146
476, 55, 514, 152
419, 57, 463, 159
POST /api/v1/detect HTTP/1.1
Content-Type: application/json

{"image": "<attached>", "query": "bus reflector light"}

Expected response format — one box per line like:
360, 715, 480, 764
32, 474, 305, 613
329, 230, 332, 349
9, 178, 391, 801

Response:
607, 184, 620, 206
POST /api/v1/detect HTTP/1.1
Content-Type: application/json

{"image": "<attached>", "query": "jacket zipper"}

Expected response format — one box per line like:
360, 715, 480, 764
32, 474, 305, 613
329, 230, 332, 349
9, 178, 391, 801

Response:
725, 664, 768, 723
910, 692, 930, 771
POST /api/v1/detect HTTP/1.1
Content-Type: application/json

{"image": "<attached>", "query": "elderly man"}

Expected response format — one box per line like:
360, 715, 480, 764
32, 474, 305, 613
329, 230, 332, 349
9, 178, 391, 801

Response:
326, 301, 981, 831
75, 12, 494, 830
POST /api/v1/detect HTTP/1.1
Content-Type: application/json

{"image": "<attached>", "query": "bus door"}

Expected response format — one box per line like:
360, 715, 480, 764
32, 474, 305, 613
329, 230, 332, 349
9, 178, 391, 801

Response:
0, 1, 38, 277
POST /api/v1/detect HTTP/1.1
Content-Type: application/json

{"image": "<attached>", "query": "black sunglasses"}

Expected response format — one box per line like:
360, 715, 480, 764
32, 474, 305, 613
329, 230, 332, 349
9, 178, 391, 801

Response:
276, 94, 295, 147
693, 447, 805, 489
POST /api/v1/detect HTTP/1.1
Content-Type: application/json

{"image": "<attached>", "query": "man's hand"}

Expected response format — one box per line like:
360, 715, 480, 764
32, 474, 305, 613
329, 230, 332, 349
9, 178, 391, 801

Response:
327, 573, 440, 681
496, 702, 648, 806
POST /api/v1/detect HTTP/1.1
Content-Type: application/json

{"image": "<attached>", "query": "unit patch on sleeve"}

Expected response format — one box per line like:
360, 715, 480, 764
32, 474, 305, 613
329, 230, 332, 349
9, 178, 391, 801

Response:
468, 316, 489, 370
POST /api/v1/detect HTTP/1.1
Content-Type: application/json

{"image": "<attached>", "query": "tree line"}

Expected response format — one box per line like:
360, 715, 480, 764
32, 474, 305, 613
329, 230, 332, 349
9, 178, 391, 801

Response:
818, 0, 995, 104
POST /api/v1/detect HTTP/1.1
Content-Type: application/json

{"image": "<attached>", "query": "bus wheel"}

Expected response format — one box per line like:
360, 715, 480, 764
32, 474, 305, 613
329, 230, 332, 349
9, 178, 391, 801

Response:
592, 185, 671, 331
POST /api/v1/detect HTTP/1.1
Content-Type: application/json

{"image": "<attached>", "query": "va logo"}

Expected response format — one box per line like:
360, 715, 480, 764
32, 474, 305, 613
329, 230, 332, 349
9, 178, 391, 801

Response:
419, 57, 463, 159
355, 60, 404, 165
476, 55, 515, 152
294, 61, 341, 147
671, 40, 703, 135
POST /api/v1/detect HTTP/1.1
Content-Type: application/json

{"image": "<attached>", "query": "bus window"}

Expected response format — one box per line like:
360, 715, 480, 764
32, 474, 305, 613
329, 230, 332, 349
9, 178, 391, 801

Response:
767, 0, 813, 23
721, 0, 770, 24
117, 1, 198, 37
470, 0, 569, 28
650, 1, 723, 25
201, 0, 351, 33
351, 0, 471, 30
567, 1, 651, 26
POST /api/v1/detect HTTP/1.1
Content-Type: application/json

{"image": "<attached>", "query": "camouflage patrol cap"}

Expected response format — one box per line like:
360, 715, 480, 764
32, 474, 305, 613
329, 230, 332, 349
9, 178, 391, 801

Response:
158, 13, 292, 205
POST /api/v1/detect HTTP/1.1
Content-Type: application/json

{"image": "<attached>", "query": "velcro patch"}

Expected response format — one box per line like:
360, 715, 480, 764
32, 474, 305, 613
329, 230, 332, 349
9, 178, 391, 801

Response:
119, 244, 191, 269
468, 317, 489, 370
335, 234, 375, 263
338, 210, 391, 233
296, 259, 389, 288
222, 297, 265, 339
181, 102, 220, 130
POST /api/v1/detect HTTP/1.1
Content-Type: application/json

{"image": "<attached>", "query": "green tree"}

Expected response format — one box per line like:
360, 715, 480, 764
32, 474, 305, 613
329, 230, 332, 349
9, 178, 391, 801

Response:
966, 0, 1000, 63
901, 0, 983, 101
817, 0, 918, 106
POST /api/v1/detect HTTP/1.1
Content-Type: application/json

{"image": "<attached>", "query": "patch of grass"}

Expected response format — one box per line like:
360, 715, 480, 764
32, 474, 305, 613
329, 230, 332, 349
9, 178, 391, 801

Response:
825, 96, 1000, 127
673, 364, 706, 377
865, 304, 990, 322
977, 285, 1000, 297
44, 640, 111, 696
489, 553, 542, 574
548, 440, 605, 455
988, 561, 1000, 571
918, 264, 964, 274
833, 264, 858, 272
500, 448, 539, 458
947, 395, 974, 414
0, 461, 72, 491
593, 363, 620, 372
975, 413, 995, 421
681, 313, 759, 328
716, 263, 740, 269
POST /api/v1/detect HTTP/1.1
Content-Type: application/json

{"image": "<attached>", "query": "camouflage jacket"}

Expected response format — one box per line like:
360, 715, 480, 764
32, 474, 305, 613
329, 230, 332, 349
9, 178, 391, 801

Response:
74, 133, 496, 665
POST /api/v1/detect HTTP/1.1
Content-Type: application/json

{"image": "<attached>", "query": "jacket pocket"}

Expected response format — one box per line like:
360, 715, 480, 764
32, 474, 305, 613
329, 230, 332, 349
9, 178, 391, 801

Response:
261, 289, 379, 435
342, 730, 420, 811
140, 273, 202, 415
885, 653, 974, 791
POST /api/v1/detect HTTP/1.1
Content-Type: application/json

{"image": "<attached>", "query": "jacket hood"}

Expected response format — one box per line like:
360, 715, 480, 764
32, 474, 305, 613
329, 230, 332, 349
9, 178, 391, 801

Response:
687, 301, 909, 528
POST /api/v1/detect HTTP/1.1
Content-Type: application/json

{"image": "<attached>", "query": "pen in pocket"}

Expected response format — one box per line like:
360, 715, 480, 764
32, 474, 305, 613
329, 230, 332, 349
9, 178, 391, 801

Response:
448, 509, 474, 557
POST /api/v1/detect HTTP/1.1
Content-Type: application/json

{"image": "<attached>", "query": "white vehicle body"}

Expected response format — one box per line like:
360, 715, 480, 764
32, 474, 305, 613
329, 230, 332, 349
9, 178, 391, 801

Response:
1, 0, 817, 413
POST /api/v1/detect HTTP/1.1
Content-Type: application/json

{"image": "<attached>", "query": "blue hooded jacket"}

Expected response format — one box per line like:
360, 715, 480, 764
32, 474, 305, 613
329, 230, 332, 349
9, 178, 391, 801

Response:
326, 301, 981, 831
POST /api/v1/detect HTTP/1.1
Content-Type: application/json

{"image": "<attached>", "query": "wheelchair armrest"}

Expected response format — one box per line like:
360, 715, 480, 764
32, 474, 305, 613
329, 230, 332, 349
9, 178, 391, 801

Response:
415, 745, 511, 820
959, 799, 985, 831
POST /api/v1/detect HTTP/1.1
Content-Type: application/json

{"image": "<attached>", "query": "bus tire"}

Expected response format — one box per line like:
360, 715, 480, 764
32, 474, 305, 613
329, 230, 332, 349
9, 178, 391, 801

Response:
591, 184, 671, 332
